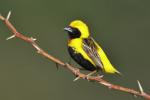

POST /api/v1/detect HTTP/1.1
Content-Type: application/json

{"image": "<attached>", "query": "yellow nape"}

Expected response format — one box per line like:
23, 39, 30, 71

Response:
69, 20, 90, 38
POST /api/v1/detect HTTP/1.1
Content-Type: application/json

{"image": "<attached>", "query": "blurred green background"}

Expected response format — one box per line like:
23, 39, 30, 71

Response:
0, 0, 150, 100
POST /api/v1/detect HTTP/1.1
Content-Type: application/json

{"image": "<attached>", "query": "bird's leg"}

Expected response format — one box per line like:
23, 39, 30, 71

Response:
86, 70, 97, 80
73, 70, 97, 81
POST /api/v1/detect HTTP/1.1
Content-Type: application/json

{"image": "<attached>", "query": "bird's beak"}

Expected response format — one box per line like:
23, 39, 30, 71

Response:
64, 26, 73, 33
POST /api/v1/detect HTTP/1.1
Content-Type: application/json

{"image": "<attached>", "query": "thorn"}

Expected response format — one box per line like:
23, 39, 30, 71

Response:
31, 37, 36, 41
55, 63, 59, 70
137, 80, 144, 94
133, 94, 137, 98
32, 43, 41, 52
6, 35, 15, 40
6, 11, 11, 20
73, 76, 80, 82
0, 15, 4, 20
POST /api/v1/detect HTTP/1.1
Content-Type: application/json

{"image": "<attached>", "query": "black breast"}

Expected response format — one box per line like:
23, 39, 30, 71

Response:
68, 46, 97, 71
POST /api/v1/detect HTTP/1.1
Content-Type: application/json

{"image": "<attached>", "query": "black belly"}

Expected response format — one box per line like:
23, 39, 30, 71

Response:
68, 46, 97, 71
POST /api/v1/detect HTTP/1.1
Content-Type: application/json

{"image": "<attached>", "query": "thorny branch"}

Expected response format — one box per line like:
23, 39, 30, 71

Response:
0, 12, 150, 100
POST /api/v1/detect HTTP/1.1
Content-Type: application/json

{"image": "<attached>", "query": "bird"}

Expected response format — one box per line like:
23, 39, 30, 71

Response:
64, 20, 120, 75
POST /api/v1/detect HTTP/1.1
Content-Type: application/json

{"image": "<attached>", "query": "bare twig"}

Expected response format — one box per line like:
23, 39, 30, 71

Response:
0, 12, 150, 100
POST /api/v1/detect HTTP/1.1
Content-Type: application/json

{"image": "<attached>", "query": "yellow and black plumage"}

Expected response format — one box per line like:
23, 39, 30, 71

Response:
64, 20, 120, 74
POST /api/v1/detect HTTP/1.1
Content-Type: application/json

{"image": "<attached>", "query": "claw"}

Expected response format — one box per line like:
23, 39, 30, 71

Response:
73, 68, 80, 81
96, 75, 104, 79
74, 70, 98, 82
86, 70, 97, 77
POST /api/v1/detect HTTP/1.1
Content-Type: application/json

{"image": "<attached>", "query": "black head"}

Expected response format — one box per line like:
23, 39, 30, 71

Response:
64, 26, 81, 39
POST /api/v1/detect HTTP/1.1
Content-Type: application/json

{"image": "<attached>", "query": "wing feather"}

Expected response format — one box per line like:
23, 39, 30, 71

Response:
83, 37, 104, 70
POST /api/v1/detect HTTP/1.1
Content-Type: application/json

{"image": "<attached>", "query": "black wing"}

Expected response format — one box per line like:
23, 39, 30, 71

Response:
83, 37, 104, 70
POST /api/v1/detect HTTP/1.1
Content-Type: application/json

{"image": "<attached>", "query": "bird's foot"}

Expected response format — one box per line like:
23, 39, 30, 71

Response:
85, 70, 97, 80
73, 70, 97, 81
